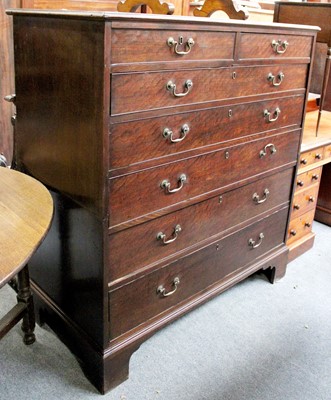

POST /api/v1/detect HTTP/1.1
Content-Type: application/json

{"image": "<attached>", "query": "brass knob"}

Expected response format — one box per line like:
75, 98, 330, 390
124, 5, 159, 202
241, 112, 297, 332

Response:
297, 180, 304, 187
294, 204, 300, 210
300, 159, 308, 165
290, 229, 297, 236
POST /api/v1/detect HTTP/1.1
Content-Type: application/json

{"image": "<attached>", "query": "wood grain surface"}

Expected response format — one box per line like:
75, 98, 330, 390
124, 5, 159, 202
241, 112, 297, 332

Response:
0, 168, 53, 287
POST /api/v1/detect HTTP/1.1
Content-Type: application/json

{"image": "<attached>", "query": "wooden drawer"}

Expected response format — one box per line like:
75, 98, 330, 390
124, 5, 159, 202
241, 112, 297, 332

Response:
299, 146, 325, 169
108, 130, 300, 227
291, 184, 319, 218
324, 143, 331, 160
108, 207, 289, 338
111, 29, 235, 65
287, 209, 315, 245
295, 166, 322, 192
238, 33, 312, 60
111, 64, 308, 115
109, 96, 305, 172
108, 168, 293, 283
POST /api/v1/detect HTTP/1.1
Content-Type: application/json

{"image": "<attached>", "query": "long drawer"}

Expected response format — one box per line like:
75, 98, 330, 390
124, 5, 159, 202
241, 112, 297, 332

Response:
108, 129, 300, 227
108, 207, 289, 339
108, 168, 293, 283
109, 96, 304, 172
111, 29, 235, 65
111, 64, 308, 115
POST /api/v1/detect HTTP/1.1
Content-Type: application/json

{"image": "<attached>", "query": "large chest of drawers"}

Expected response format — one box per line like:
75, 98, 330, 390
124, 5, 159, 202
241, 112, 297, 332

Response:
9, 10, 317, 393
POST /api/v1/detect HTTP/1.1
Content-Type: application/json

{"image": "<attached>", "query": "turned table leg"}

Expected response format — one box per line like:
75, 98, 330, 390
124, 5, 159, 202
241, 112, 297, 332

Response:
17, 266, 35, 345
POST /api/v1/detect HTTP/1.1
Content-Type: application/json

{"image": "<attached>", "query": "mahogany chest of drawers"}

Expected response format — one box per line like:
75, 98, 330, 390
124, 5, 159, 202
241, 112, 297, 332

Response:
8, 9, 317, 393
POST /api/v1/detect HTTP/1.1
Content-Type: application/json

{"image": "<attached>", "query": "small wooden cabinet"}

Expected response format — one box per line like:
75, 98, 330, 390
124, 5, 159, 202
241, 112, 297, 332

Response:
287, 139, 331, 261
8, 10, 317, 393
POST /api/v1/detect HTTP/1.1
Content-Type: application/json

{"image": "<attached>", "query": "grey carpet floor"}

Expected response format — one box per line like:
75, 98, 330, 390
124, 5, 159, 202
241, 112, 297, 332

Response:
0, 221, 330, 400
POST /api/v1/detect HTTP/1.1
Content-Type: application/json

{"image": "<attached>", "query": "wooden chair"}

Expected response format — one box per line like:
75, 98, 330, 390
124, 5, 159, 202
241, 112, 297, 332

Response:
117, 0, 174, 14
0, 168, 53, 344
193, 0, 248, 19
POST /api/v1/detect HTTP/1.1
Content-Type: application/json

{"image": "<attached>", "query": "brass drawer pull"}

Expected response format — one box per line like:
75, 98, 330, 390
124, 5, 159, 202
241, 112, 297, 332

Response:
161, 174, 187, 194
163, 124, 189, 143
305, 222, 311, 228
167, 80, 193, 98
157, 224, 182, 245
297, 180, 304, 187
300, 158, 308, 165
290, 229, 297, 236
312, 174, 319, 181
259, 143, 277, 158
264, 107, 281, 122
315, 153, 322, 160
167, 36, 195, 55
252, 188, 269, 204
267, 72, 285, 87
308, 196, 315, 203
248, 233, 264, 249
271, 39, 289, 54
157, 277, 180, 297
294, 204, 300, 210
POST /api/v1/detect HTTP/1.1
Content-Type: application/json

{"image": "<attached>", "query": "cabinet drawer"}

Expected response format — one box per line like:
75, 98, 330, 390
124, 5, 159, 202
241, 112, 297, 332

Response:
238, 33, 312, 60
109, 96, 304, 171
299, 146, 325, 169
108, 130, 300, 227
111, 29, 235, 65
287, 209, 315, 245
324, 143, 331, 160
108, 207, 289, 338
111, 64, 308, 115
295, 166, 322, 192
291, 184, 319, 218
108, 168, 293, 283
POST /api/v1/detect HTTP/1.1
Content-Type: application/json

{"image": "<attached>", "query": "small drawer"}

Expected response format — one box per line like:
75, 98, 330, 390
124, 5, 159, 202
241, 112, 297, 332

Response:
111, 64, 308, 115
295, 166, 322, 192
108, 168, 294, 283
324, 143, 331, 160
108, 130, 300, 227
299, 146, 325, 169
287, 209, 315, 245
111, 28, 235, 66
109, 96, 305, 172
291, 184, 320, 218
108, 207, 289, 338
238, 33, 312, 60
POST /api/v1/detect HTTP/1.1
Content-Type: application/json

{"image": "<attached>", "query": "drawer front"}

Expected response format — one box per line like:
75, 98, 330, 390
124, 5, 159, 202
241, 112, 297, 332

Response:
291, 184, 319, 218
238, 33, 312, 60
108, 207, 289, 338
108, 130, 300, 227
324, 143, 331, 160
299, 146, 325, 169
108, 168, 293, 282
109, 96, 304, 171
111, 64, 308, 115
295, 166, 322, 192
111, 29, 235, 65
287, 209, 315, 245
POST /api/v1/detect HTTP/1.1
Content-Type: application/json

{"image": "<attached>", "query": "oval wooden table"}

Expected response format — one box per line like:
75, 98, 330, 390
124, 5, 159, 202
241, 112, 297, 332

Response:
0, 167, 53, 344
